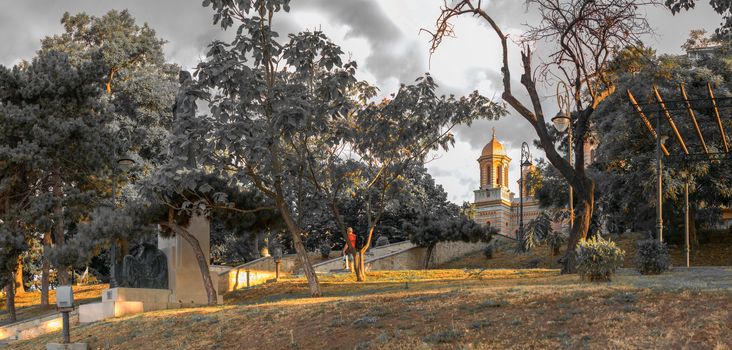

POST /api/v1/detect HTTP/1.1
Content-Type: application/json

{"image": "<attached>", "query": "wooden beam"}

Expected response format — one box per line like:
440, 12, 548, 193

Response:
627, 89, 670, 157
707, 82, 729, 152
653, 85, 689, 155
679, 83, 709, 154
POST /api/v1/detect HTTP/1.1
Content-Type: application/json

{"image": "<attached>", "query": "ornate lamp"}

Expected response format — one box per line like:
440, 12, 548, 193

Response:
117, 153, 136, 172
551, 112, 571, 133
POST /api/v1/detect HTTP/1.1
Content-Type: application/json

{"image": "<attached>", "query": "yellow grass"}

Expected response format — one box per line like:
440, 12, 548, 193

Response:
6, 270, 731, 349
1, 284, 107, 325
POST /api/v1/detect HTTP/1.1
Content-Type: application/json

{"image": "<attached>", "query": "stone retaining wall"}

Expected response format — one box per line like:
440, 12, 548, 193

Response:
312, 241, 415, 273
366, 241, 490, 271
219, 252, 326, 293
0, 310, 78, 343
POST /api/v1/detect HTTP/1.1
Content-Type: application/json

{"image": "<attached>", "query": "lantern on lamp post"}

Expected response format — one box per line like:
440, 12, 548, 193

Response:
518, 142, 532, 251
552, 81, 574, 230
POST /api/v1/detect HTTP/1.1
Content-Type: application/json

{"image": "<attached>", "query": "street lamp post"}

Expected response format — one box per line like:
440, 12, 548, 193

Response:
272, 246, 283, 282
680, 169, 690, 267
656, 114, 667, 242
519, 142, 532, 251
552, 82, 574, 229
109, 132, 135, 288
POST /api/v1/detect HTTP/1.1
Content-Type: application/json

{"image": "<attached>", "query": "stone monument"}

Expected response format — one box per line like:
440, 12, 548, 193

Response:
120, 243, 168, 289
158, 212, 223, 306
78, 72, 222, 323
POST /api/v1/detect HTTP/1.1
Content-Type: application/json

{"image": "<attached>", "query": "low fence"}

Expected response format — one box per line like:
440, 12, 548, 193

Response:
219, 252, 326, 293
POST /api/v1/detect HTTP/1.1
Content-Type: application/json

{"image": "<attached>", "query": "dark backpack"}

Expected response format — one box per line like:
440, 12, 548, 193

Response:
355, 234, 366, 250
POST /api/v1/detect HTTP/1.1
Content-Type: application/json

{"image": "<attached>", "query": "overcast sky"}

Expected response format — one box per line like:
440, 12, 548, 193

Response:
0, 0, 721, 203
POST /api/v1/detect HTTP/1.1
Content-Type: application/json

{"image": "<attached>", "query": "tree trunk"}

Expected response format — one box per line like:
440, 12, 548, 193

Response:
689, 206, 699, 248
120, 239, 130, 257
276, 201, 321, 296
52, 172, 69, 285
15, 256, 24, 294
353, 250, 366, 281
41, 231, 51, 306
560, 184, 594, 274
166, 222, 217, 305
253, 233, 260, 259
233, 268, 240, 291
352, 250, 363, 281
353, 225, 379, 282
423, 244, 436, 269
5, 273, 16, 322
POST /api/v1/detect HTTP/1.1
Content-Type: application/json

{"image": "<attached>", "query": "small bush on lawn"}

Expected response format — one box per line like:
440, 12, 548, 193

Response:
576, 235, 625, 282
483, 246, 493, 259
423, 329, 464, 344
319, 244, 331, 259
634, 239, 670, 275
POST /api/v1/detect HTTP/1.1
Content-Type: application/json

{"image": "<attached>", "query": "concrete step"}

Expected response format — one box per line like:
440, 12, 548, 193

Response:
78, 301, 143, 324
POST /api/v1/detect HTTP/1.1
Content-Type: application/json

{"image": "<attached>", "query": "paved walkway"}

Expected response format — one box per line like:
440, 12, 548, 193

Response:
615, 267, 732, 291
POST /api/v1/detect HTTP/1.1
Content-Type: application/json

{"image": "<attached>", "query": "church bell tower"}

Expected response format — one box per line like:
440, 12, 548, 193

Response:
478, 128, 511, 190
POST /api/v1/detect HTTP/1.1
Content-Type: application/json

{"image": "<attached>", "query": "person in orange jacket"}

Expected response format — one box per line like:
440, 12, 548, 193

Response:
342, 227, 357, 270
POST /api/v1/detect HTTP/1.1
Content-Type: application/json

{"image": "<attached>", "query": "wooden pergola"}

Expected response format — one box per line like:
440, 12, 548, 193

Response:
627, 82, 731, 267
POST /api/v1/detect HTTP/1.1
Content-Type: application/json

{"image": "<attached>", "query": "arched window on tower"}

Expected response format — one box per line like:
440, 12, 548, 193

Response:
503, 164, 509, 187
496, 165, 502, 187
485, 164, 491, 187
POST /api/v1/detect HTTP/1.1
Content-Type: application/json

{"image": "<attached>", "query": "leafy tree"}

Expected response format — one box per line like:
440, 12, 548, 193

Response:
0, 202, 29, 322
429, 0, 656, 273
300, 76, 503, 281
0, 50, 111, 292
401, 167, 492, 268
190, 0, 396, 295
681, 29, 721, 51
592, 43, 732, 245
523, 210, 567, 256
39, 10, 178, 293
326, 76, 502, 281
0, 10, 178, 307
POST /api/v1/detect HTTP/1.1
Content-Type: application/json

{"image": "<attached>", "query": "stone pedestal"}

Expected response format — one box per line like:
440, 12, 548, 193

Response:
78, 288, 170, 323
102, 287, 171, 311
78, 300, 143, 324
158, 213, 222, 305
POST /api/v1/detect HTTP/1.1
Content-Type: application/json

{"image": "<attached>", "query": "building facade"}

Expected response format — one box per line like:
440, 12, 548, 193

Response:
472, 130, 541, 237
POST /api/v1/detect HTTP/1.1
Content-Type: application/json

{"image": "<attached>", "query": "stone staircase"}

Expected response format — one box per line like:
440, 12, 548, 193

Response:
309, 241, 415, 273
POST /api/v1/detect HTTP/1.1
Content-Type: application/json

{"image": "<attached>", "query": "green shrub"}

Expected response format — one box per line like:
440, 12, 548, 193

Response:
319, 244, 331, 259
483, 246, 493, 259
634, 239, 670, 275
698, 228, 731, 244
576, 235, 625, 282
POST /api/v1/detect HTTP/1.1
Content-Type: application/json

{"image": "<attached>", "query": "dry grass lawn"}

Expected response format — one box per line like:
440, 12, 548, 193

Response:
0, 284, 107, 326
7, 270, 731, 350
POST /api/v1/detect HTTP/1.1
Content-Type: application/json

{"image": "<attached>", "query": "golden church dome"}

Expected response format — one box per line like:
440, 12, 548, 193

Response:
481, 128, 506, 157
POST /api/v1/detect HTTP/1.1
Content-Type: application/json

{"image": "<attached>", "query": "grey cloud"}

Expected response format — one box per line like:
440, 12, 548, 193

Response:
292, 0, 428, 84
0, 0, 224, 69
